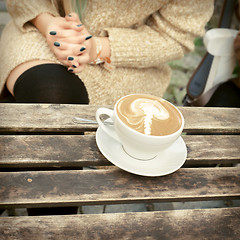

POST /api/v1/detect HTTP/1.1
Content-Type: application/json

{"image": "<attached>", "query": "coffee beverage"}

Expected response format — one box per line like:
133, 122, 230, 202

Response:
116, 94, 182, 136
96, 94, 184, 160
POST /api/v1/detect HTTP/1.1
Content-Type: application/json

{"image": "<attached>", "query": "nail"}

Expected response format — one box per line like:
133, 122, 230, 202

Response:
85, 35, 92, 40
49, 31, 57, 35
68, 56, 74, 61
80, 47, 86, 52
77, 24, 83, 27
72, 65, 77, 68
54, 42, 60, 47
68, 69, 74, 72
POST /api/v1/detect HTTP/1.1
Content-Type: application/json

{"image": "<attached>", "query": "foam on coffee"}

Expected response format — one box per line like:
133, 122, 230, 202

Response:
116, 94, 182, 136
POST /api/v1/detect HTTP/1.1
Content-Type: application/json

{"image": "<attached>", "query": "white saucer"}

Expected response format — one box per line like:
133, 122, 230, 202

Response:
96, 126, 187, 177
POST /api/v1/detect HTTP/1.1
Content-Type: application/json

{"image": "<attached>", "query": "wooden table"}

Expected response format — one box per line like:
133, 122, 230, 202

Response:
0, 103, 240, 239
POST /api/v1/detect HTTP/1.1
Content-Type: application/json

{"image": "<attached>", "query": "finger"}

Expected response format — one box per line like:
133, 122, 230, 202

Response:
72, 44, 86, 56
49, 28, 82, 38
71, 61, 79, 69
68, 64, 85, 73
49, 21, 73, 33
65, 13, 89, 34
61, 34, 92, 45
58, 59, 70, 67
53, 47, 77, 62
71, 23, 84, 32
65, 12, 81, 24
53, 41, 80, 51
67, 55, 76, 63
75, 54, 91, 65
52, 41, 68, 50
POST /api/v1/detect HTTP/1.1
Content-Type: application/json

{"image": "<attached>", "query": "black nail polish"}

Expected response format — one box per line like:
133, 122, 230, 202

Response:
68, 56, 74, 61
68, 69, 74, 72
77, 24, 83, 27
72, 65, 77, 68
80, 47, 86, 52
85, 35, 92, 40
54, 42, 60, 47
49, 31, 57, 35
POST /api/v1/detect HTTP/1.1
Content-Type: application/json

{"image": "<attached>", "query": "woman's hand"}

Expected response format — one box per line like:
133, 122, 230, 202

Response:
32, 12, 111, 73
64, 13, 111, 72
47, 13, 97, 72
46, 14, 95, 71
63, 13, 97, 72
32, 13, 95, 72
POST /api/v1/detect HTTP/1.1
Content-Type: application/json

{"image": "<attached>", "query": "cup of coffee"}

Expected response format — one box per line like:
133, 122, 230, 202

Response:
96, 94, 184, 160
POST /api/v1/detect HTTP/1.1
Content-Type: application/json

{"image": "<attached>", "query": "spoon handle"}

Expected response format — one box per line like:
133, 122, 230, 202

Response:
72, 117, 113, 125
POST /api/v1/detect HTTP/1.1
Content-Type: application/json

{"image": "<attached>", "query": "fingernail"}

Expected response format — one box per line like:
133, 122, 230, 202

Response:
85, 35, 92, 40
80, 47, 86, 52
72, 65, 77, 68
54, 42, 60, 47
68, 56, 74, 61
77, 24, 83, 27
49, 31, 57, 35
68, 69, 74, 72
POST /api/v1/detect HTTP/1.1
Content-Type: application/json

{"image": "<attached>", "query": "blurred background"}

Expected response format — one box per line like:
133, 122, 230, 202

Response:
163, 0, 240, 105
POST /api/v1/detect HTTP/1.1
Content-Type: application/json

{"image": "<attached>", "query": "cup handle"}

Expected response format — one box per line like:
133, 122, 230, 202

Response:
96, 108, 121, 142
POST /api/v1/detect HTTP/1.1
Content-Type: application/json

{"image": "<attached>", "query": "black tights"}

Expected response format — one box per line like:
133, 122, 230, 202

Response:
13, 63, 89, 104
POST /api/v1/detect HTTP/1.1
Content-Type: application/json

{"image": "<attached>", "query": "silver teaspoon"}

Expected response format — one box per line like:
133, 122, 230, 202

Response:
72, 117, 113, 125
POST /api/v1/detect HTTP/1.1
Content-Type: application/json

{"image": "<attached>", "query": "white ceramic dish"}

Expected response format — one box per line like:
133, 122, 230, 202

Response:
96, 126, 187, 177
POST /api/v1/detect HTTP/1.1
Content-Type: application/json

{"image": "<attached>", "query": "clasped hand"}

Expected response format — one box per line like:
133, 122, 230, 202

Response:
46, 13, 96, 73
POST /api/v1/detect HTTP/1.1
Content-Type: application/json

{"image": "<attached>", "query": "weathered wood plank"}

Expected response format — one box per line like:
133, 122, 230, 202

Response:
0, 135, 239, 168
0, 168, 239, 208
181, 107, 240, 134
0, 103, 101, 133
0, 208, 240, 240
184, 135, 240, 166
0, 104, 239, 134
0, 135, 108, 168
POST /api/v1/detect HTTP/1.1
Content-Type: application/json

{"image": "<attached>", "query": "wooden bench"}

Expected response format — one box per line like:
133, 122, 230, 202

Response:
0, 104, 240, 239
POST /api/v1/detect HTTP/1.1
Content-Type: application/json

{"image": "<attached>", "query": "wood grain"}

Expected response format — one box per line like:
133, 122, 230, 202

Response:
0, 104, 239, 134
0, 167, 239, 208
0, 135, 239, 168
180, 107, 240, 134
0, 208, 239, 240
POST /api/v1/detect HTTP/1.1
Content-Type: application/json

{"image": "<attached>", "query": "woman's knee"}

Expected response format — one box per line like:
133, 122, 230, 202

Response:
6, 60, 56, 95
12, 63, 89, 104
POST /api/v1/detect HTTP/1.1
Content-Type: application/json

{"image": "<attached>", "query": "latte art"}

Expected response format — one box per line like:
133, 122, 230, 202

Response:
116, 94, 182, 136
128, 99, 170, 135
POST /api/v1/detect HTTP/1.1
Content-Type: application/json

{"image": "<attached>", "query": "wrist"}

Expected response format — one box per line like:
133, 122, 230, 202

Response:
31, 13, 55, 37
90, 37, 111, 64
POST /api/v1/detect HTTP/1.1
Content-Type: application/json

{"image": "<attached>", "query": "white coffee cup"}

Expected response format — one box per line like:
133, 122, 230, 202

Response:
96, 94, 184, 160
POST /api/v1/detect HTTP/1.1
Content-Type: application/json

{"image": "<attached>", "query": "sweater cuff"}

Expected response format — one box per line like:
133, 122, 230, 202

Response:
7, 0, 59, 32
101, 26, 184, 69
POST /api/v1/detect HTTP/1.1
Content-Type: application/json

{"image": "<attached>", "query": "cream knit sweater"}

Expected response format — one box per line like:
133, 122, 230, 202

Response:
0, 0, 213, 105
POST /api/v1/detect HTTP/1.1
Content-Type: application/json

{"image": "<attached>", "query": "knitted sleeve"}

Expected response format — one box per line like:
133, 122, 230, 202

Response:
6, 0, 59, 32
101, 0, 214, 69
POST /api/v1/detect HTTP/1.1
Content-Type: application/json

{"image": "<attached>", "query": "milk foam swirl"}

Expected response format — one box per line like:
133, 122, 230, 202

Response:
121, 98, 170, 135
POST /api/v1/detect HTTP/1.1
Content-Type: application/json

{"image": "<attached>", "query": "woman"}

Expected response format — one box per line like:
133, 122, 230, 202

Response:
0, 0, 214, 104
